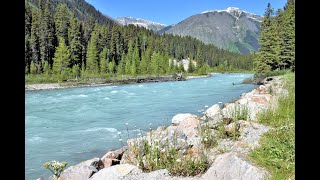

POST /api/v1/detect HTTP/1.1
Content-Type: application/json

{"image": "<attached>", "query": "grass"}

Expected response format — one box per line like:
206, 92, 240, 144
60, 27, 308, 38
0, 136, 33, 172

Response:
199, 122, 218, 149
230, 104, 250, 121
249, 72, 295, 179
127, 128, 210, 176
254, 69, 292, 79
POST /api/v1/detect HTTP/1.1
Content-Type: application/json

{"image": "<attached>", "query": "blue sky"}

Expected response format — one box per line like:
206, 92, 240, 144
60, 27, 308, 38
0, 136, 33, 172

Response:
85, 0, 287, 25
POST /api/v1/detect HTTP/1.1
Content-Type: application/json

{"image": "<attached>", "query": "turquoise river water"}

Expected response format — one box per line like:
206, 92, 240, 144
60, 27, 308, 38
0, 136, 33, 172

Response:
25, 73, 256, 179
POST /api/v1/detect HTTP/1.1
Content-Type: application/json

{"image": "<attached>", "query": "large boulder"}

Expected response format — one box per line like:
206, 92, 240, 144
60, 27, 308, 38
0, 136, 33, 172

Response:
102, 146, 128, 160
202, 152, 270, 180
120, 169, 170, 180
89, 164, 141, 180
204, 104, 223, 125
236, 120, 271, 149
59, 158, 102, 180
171, 113, 197, 125
101, 146, 128, 168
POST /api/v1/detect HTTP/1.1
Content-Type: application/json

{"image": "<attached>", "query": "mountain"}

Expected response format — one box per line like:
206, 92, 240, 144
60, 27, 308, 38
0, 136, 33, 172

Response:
158, 25, 174, 34
116, 17, 166, 32
161, 7, 263, 54
27, 0, 117, 26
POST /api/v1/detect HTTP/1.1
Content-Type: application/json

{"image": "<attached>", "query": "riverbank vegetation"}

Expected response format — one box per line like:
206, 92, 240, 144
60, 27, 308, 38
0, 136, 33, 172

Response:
250, 72, 295, 179
249, 0, 295, 179
25, 0, 254, 84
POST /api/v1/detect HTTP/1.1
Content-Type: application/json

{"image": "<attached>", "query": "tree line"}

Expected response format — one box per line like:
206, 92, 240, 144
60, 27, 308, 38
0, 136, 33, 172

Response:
25, 0, 254, 82
254, 0, 295, 74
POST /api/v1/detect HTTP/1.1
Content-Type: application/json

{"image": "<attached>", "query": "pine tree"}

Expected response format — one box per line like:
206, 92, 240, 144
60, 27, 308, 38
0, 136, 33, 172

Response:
81, 61, 86, 77
30, 61, 37, 75
25, 2, 32, 74
283, 0, 295, 70
178, 62, 185, 73
72, 64, 80, 79
99, 48, 108, 74
53, 38, 71, 80
131, 41, 140, 75
140, 51, 149, 75
86, 30, 99, 74
196, 47, 203, 67
54, 3, 70, 45
117, 52, 126, 75
69, 12, 83, 68
43, 61, 50, 78
30, 9, 41, 74
125, 40, 133, 74
188, 59, 195, 73
150, 51, 160, 75
168, 58, 175, 74
254, 3, 274, 74
39, 0, 55, 68
108, 58, 116, 75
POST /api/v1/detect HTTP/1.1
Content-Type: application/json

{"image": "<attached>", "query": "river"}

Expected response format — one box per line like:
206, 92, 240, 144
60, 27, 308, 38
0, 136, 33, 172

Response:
25, 73, 256, 179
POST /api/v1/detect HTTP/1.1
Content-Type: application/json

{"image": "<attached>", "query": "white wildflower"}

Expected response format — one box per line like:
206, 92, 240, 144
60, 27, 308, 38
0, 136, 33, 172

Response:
176, 159, 181, 163
204, 138, 208, 142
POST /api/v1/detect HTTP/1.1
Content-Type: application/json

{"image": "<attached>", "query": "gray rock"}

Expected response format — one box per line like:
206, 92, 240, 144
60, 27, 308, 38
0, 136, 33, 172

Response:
204, 104, 223, 126
202, 152, 270, 180
120, 169, 169, 180
236, 120, 271, 149
89, 164, 141, 180
172, 113, 197, 125
102, 146, 128, 160
59, 158, 100, 180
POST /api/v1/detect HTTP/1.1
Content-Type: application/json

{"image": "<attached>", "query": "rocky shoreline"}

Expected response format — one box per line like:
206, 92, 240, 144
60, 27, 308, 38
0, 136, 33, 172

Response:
39, 76, 286, 180
26, 74, 211, 91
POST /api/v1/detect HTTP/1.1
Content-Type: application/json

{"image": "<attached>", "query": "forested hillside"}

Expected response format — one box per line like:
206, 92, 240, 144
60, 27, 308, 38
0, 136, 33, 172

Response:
25, 0, 254, 83
254, 0, 295, 74
27, 0, 116, 26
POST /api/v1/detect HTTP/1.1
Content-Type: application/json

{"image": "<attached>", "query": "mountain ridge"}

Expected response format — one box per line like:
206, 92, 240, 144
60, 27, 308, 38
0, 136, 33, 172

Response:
116, 17, 167, 32
160, 7, 262, 54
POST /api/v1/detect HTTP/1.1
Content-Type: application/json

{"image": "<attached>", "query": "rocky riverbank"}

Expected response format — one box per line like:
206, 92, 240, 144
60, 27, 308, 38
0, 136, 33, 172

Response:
26, 74, 192, 91
40, 76, 287, 180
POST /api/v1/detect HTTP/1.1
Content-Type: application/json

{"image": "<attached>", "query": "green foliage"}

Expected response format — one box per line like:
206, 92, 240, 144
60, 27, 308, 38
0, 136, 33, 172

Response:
199, 123, 217, 149
108, 58, 116, 75
178, 63, 185, 73
254, 1, 295, 74
250, 72, 295, 179
230, 104, 249, 121
99, 48, 108, 75
30, 61, 37, 75
129, 132, 209, 176
86, 29, 99, 74
53, 38, 71, 81
69, 12, 83, 68
25, 0, 256, 83
188, 60, 195, 73
54, 3, 70, 45
43, 160, 68, 180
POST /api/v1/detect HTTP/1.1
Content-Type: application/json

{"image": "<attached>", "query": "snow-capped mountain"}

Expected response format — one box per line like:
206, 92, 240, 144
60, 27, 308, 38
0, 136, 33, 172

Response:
162, 7, 263, 54
116, 17, 167, 32
202, 7, 263, 22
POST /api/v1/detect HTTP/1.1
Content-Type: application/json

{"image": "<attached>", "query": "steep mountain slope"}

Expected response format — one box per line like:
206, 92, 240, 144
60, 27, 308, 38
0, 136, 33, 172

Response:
162, 7, 263, 54
27, 0, 117, 26
116, 17, 166, 32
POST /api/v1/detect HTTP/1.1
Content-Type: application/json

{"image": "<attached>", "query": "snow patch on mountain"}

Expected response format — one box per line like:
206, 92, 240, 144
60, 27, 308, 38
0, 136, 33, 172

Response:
201, 7, 263, 22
